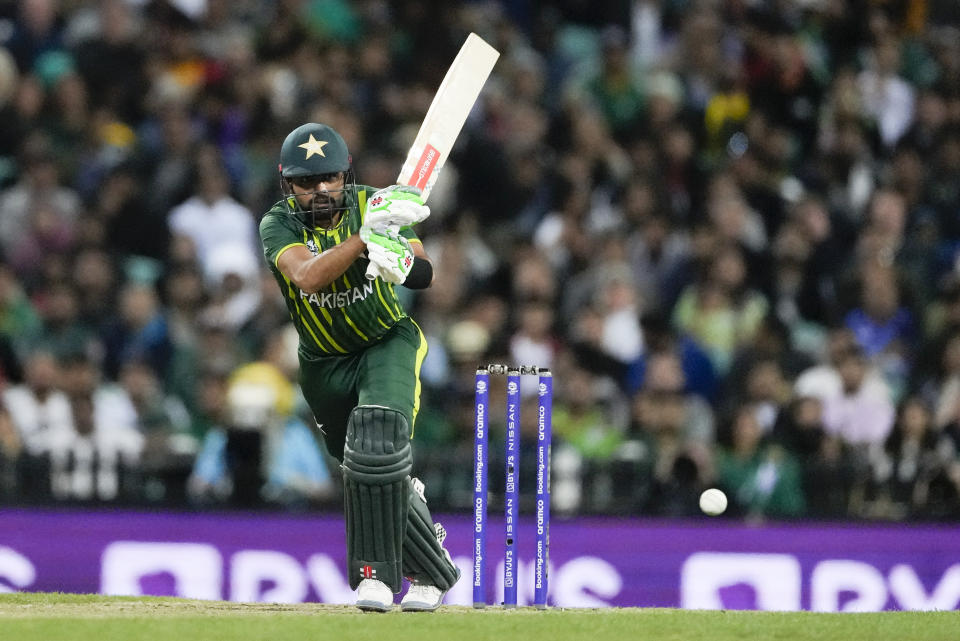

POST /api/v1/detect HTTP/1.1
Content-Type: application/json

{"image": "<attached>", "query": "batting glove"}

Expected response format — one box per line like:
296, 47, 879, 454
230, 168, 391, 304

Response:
364, 185, 430, 229
360, 225, 415, 284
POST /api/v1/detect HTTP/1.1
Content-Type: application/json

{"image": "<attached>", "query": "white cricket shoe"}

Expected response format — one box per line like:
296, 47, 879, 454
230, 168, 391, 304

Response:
356, 578, 393, 612
400, 581, 447, 612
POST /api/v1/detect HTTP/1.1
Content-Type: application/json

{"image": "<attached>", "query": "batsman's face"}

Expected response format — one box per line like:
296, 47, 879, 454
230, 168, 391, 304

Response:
290, 172, 346, 219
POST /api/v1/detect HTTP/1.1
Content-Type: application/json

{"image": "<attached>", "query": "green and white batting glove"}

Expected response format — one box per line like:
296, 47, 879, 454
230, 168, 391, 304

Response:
360, 225, 415, 284
365, 185, 430, 229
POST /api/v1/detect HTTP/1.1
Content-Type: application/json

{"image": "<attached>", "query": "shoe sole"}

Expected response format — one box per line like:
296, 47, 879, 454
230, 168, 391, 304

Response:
400, 600, 442, 612
356, 600, 393, 613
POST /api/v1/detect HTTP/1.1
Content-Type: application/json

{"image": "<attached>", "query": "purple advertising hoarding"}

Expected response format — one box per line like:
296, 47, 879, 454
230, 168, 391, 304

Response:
1, 508, 959, 611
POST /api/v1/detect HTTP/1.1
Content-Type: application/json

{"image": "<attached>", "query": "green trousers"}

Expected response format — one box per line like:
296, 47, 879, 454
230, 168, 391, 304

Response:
297, 317, 427, 461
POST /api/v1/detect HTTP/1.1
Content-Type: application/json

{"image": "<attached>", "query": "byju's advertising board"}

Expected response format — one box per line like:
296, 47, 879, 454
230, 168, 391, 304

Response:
1, 509, 958, 611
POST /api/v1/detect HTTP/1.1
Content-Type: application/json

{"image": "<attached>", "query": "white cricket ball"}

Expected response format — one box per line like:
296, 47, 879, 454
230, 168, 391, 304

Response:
699, 488, 728, 516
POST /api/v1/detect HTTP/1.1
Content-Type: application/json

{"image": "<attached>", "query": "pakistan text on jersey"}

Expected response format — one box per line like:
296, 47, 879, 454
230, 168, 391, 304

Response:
299, 282, 375, 309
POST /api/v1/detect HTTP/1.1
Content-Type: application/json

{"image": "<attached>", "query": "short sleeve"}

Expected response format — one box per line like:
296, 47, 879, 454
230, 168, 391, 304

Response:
259, 212, 303, 267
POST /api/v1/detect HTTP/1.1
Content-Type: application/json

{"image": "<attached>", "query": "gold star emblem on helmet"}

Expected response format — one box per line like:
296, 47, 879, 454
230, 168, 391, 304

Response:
298, 134, 328, 159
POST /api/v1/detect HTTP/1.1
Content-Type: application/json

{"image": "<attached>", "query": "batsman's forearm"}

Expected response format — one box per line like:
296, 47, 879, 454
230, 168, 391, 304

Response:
293, 235, 366, 292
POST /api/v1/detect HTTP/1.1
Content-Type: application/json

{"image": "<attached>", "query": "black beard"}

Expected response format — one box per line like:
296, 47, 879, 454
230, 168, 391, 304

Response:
311, 194, 337, 226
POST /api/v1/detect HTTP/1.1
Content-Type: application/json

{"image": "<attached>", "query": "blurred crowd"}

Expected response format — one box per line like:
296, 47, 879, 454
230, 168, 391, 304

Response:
1, 0, 960, 522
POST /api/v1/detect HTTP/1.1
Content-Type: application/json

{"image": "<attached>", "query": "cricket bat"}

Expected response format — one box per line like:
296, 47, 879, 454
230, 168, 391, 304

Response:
396, 32, 500, 201
366, 32, 500, 280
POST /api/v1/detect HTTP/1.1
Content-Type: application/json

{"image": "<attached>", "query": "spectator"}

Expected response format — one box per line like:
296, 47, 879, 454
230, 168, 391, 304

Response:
72, 248, 119, 332
118, 358, 194, 502
725, 314, 813, 410
101, 281, 173, 381
552, 362, 626, 464
199, 243, 263, 335
706, 173, 768, 255
642, 350, 714, 446
735, 358, 792, 435
716, 404, 805, 520
559, 241, 647, 379
626, 201, 691, 317
533, 174, 597, 276
857, 33, 915, 149
774, 396, 853, 519
137, 100, 199, 229
921, 327, 960, 430
672, 242, 769, 375
843, 261, 916, 399
188, 362, 333, 508
863, 395, 958, 519
793, 194, 852, 327
675, 8, 726, 113
167, 144, 260, 285
626, 312, 716, 404
8, 199, 76, 286
90, 162, 169, 261
569, 24, 646, 139
2, 349, 70, 456
821, 344, 897, 448
509, 298, 557, 383
812, 73, 877, 222
768, 219, 811, 327
5, 0, 65, 72
628, 350, 715, 515
795, 327, 887, 403
70, 0, 148, 124
746, 15, 823, 150
0, 260, 40, 360
32, 280, 99, 360
0, 142, 80, 283
41, 351, 142, 502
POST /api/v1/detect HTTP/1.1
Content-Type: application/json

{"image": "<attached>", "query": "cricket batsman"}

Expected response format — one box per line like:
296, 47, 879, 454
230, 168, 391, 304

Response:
259, 122, 460, 612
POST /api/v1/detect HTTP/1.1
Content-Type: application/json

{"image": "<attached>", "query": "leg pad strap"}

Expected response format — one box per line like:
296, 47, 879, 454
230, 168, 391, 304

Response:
402, 477, 461, 591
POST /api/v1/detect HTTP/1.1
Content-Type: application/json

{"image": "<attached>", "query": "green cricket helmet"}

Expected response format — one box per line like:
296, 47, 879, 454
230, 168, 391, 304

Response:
279, 123, 355, 227
279, 123, 351, 178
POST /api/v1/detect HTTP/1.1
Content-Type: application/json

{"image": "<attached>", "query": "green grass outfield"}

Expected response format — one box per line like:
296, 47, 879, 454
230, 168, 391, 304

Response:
1, 593, 957, 641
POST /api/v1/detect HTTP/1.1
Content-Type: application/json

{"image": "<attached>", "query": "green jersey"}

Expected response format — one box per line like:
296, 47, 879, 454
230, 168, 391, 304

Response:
259, 185, 421, 358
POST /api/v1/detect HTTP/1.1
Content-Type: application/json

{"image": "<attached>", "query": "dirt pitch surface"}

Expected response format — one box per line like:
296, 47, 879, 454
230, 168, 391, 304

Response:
0, 597, 362, 617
